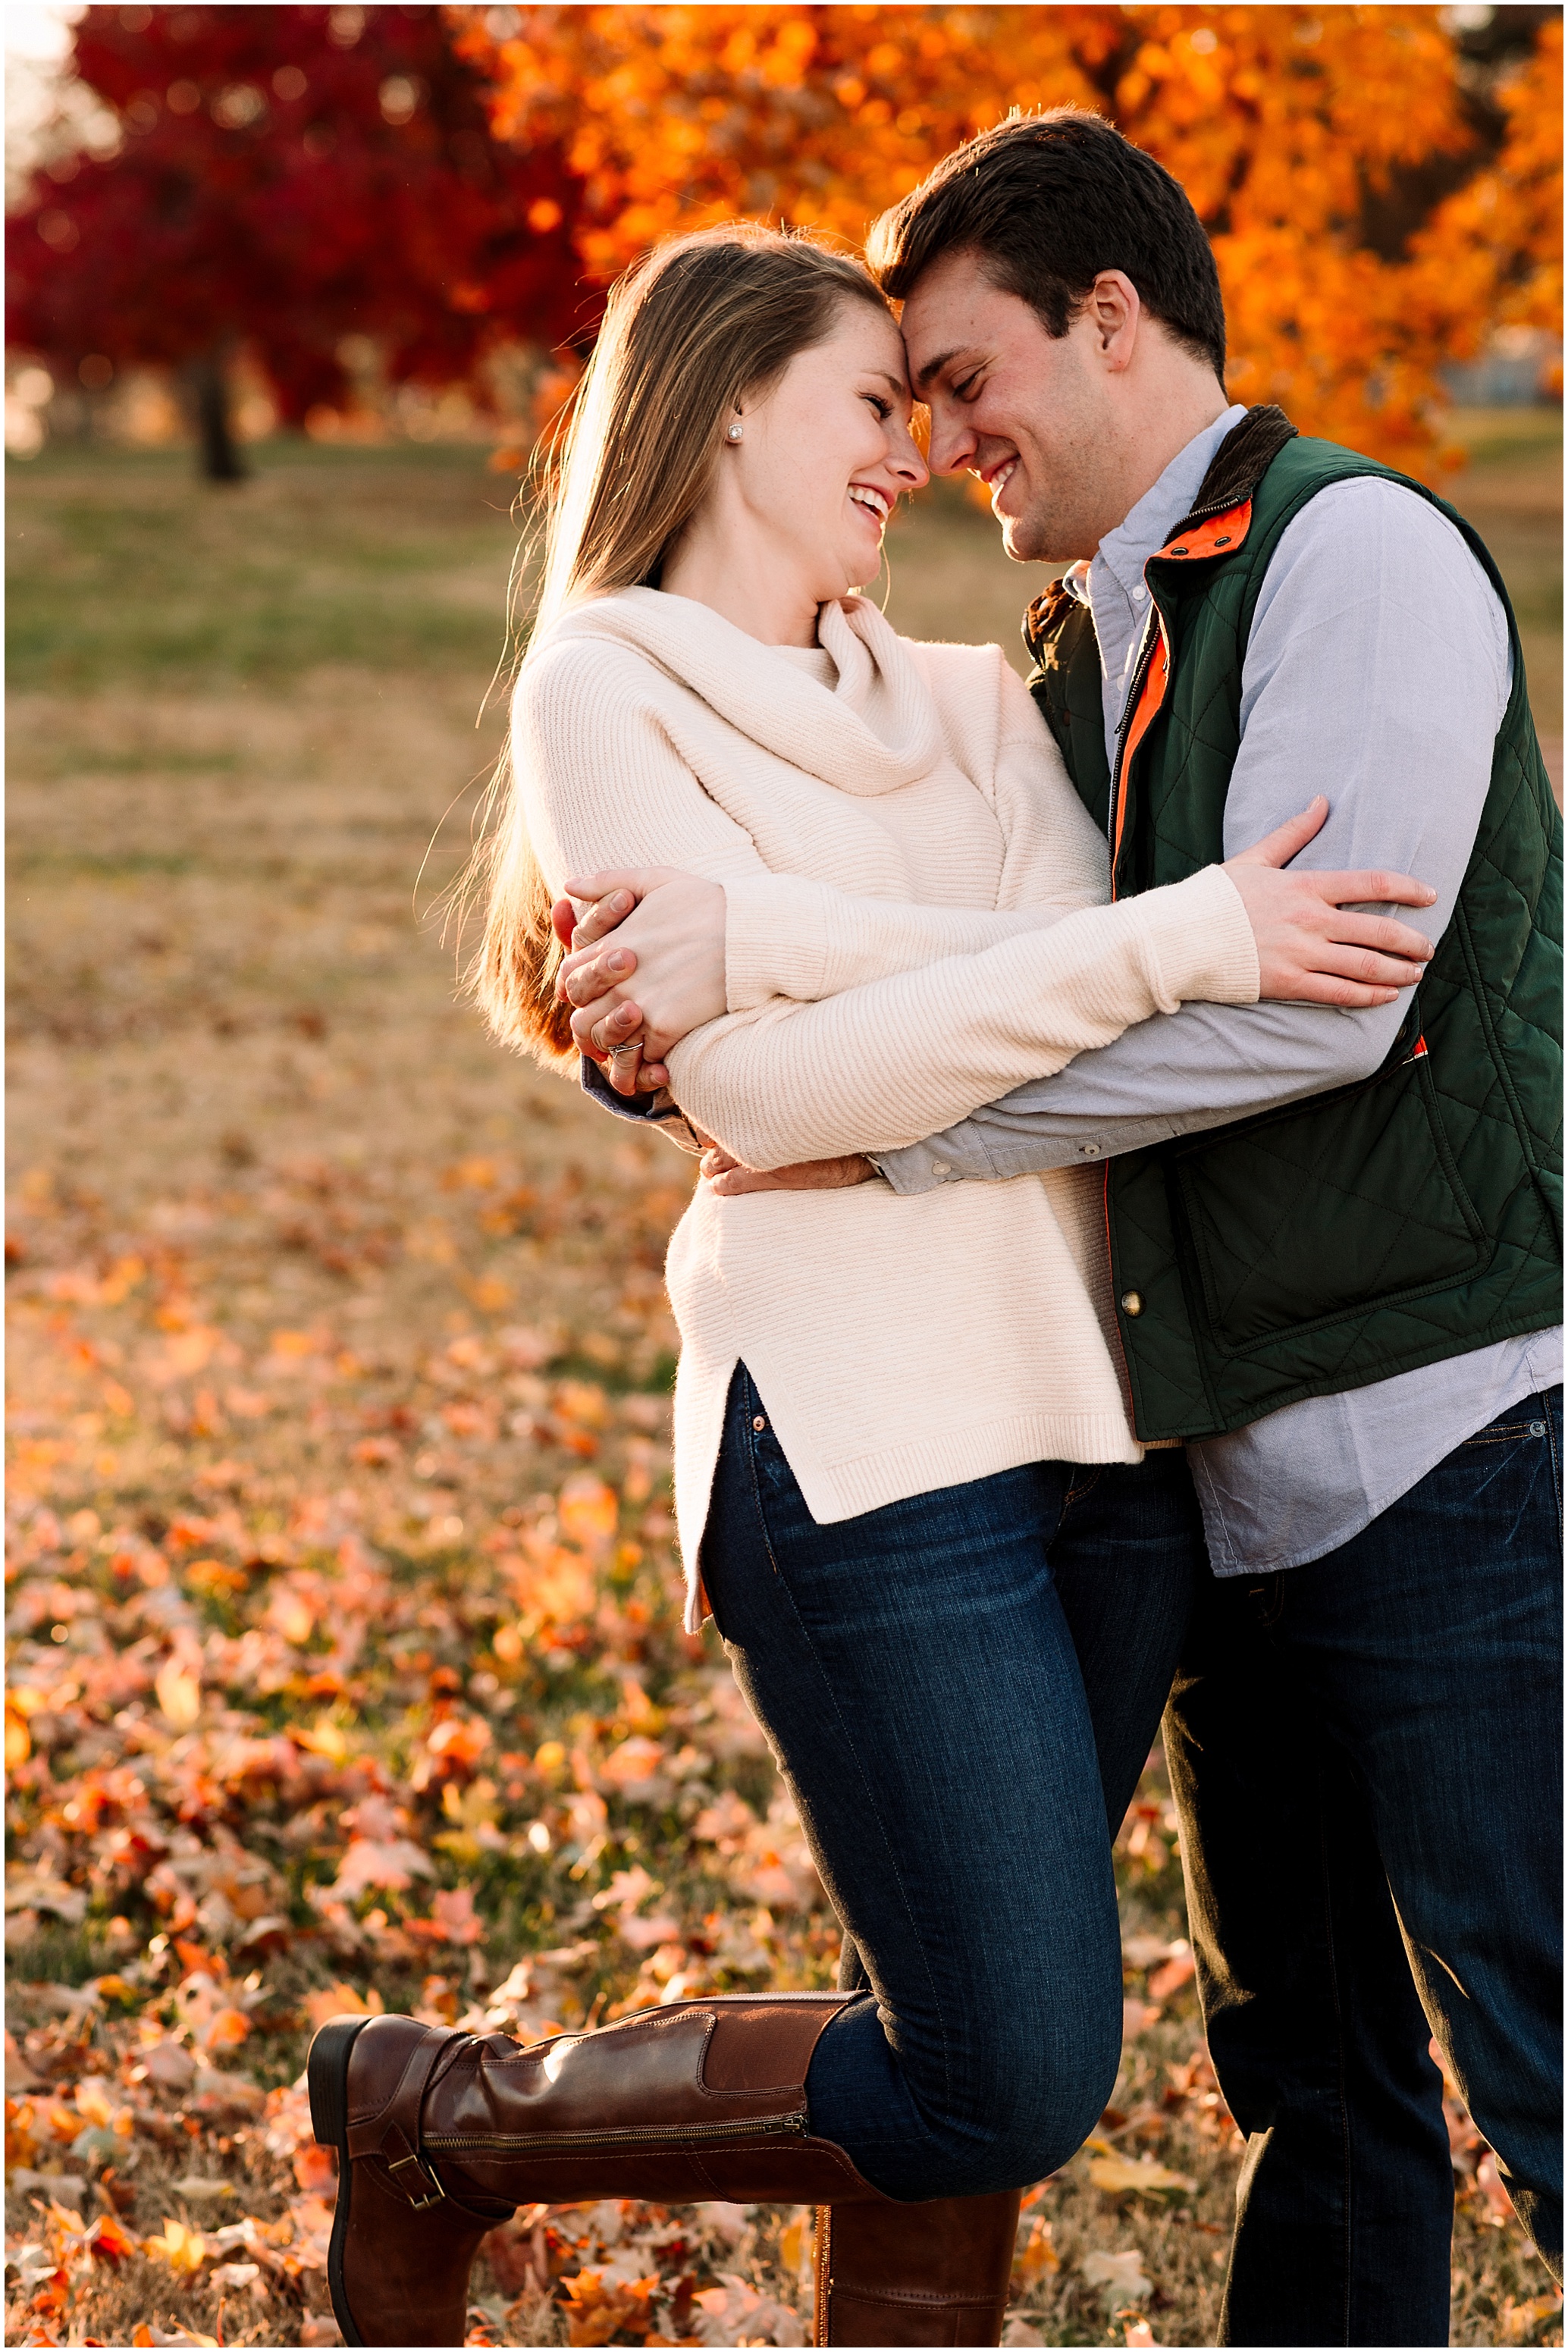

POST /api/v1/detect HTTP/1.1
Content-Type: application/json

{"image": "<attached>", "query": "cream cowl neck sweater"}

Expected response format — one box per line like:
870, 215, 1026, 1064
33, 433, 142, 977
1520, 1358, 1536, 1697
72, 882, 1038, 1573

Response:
514, 587, 1259, 1629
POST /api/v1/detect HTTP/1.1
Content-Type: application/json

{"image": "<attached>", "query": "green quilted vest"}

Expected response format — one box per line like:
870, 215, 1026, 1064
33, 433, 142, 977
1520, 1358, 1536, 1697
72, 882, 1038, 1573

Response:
1024, 406, 1563, 1441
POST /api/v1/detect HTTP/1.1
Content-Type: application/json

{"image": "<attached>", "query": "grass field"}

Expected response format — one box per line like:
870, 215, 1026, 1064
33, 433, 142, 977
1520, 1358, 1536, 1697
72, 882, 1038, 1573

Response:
6, 414, 1561, 2349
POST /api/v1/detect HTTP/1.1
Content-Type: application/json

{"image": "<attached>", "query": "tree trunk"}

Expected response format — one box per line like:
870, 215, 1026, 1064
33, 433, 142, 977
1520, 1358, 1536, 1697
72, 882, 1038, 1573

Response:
187, 352, 246, 482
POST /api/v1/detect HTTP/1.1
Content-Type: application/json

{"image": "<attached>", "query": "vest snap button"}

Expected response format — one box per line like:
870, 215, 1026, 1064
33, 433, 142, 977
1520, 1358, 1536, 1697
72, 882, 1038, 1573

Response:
752, 1415, 767, 1433
1121, 1290, 1144, 1317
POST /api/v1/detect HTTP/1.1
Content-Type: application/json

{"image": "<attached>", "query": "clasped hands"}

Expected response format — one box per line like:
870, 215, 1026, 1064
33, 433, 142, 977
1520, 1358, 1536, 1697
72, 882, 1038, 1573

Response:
553, 800, 1440, 1197
551, 868, 875, 1196
554, 866, 723, 1091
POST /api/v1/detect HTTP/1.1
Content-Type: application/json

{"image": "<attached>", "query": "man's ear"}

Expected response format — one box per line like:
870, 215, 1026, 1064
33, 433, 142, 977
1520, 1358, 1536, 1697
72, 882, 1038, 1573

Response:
1086, 269, 1141, 374
552, 896, 577, 948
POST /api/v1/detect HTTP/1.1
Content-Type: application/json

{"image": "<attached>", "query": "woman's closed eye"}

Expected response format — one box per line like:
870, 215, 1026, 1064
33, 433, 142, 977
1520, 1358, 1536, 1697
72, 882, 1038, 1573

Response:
863, 392, 895, 420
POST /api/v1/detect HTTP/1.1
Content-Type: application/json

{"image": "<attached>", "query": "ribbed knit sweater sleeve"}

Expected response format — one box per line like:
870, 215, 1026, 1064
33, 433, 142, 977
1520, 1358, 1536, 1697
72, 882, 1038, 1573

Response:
670, 865, 1257, 1165
721, 879, 1050, 1008
671, 651, 1259, 1165
516, 625, 1258, 1169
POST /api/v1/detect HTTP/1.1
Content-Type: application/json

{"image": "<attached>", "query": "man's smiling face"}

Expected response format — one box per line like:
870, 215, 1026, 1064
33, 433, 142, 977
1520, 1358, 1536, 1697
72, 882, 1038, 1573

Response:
899, 245, 1123, 566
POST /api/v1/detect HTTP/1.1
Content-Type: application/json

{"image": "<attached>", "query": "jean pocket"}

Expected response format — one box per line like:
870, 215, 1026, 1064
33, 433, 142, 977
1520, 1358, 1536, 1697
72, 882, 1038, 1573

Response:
732, 1369, 806, 1576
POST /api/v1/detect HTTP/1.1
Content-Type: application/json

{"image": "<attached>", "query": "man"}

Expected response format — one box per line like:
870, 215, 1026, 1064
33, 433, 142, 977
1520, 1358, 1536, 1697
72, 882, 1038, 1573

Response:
558, 114, 1561, 2347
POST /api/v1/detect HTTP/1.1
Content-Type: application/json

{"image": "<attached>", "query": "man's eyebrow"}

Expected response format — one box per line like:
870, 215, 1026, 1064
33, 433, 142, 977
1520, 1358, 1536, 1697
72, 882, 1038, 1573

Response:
910, 345, 969, 392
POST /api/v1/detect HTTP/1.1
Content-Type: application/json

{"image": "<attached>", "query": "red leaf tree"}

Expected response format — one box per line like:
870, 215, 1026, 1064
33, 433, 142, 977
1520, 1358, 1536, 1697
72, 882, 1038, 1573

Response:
6, 3, 587, 478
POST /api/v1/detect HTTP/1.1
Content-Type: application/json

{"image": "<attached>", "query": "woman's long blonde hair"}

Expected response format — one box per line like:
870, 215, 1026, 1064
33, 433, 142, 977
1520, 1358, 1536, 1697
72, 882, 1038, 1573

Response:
469, 223, 891, 1065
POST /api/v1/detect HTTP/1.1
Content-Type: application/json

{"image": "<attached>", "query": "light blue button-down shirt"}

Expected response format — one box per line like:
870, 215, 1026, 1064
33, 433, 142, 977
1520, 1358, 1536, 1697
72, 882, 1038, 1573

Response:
873, 408, 1561, 1575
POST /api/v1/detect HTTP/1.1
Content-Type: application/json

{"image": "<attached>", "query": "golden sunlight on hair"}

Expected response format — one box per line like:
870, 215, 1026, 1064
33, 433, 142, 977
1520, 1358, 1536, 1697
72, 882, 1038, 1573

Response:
467, 224, 889, 1066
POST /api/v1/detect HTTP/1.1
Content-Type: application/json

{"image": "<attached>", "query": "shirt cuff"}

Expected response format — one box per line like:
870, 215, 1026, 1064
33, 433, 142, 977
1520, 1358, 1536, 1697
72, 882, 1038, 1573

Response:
579, 1055, 699, 1150
870, 1135, 987, 1195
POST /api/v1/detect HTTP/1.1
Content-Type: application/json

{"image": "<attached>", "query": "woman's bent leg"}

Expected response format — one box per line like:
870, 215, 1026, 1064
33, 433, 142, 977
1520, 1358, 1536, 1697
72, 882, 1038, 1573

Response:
832, 1454, 1203, 1990
701, 1368, 1124, 2202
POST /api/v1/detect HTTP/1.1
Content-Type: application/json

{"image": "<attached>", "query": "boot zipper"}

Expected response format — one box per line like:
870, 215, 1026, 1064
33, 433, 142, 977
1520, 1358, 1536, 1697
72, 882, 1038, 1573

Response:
814, 2204, 832, 2349
424, 2107, 811, 2156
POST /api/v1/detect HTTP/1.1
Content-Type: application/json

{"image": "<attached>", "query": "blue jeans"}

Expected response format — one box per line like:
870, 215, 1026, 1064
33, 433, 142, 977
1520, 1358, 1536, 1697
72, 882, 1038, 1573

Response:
701, 1365, 1203, 2201
1165, 1390, 1563, 2347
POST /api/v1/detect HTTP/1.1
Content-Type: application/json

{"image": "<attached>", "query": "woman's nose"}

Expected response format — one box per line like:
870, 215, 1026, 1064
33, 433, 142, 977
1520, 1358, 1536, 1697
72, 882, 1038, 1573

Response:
892, 428, 930, 490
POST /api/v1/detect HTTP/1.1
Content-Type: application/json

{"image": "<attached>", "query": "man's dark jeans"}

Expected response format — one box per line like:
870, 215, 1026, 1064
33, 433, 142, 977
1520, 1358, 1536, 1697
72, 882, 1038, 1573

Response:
1165, 1389, 1563, 2348
701, 1364, 1204, 2202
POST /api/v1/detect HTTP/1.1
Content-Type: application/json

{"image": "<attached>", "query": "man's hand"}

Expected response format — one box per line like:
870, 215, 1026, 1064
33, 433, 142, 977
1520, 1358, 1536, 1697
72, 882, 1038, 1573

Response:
554, 867, 726, 1095
701, 1144, 877, 1197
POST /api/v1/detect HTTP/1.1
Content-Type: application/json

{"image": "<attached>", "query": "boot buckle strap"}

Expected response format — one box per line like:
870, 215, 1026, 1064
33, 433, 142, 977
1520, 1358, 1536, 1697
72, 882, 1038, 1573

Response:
381, 2123, 447, 2209
387, 2153, 447, 2210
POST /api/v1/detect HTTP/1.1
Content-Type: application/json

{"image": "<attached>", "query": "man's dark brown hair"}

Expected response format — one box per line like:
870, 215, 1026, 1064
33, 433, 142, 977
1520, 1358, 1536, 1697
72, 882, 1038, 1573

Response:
867, 108, 1227, 382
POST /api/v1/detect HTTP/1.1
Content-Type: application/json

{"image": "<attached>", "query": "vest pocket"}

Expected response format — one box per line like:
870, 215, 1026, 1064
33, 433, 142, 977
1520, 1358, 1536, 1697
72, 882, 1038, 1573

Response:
1169, 1049, 1491, 1355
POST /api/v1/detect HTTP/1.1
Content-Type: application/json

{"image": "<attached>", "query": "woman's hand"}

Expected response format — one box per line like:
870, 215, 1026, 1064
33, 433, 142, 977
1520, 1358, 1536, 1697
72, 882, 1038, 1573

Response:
554, 867, 726, 1094
1224, 798, 1437, 1005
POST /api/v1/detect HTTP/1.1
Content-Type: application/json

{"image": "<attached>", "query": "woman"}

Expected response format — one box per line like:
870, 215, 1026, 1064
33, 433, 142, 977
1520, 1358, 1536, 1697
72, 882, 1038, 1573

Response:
308, 227, 1435, 2350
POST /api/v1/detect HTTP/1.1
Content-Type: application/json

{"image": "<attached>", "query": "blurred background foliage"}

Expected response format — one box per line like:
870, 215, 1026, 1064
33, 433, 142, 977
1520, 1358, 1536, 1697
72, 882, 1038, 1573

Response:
5, 2, 1563, 479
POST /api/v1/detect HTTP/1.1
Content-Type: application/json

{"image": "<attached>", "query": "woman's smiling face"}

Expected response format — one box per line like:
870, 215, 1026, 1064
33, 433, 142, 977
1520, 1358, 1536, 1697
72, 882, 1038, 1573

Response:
707, 299, 930, 604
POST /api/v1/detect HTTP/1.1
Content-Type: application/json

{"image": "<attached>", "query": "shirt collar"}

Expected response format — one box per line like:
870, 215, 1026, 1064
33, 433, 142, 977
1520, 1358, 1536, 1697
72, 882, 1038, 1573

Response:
1095, 403, 1249, 597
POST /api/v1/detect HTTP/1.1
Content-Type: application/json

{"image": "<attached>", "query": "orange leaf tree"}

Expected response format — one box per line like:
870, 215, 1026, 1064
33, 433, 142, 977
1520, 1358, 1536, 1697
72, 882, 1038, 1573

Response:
455, 3, 1563, 474
1413, 14, 1563, 388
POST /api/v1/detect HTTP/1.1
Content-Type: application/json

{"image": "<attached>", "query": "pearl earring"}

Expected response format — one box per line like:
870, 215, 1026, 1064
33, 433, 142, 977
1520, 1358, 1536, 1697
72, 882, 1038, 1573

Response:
725, 421, 743, 442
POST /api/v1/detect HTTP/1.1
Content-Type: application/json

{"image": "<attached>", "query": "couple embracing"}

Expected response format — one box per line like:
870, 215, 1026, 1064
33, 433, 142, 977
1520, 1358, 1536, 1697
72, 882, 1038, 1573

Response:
310, 113, 1562, 2350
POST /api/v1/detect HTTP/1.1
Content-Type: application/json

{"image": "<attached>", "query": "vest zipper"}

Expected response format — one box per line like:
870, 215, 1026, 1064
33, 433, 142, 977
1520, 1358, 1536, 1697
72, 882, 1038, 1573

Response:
1099, 490, 1243, 1389
1104, 485, 1249, 876
424, 2107, 811, 2156
1106, 610, 1160, 880
1168, 485, 1254, 535
1113, 613, 1158, 746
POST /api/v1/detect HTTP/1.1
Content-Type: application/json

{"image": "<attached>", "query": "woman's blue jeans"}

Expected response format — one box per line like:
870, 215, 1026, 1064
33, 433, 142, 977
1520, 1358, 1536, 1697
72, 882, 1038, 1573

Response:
701, 1365, 1203, 2201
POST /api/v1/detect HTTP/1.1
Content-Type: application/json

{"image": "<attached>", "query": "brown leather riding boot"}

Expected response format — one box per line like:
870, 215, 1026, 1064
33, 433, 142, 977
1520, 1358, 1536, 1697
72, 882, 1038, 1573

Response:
309, 1993, 889, 2347
814, 2190, 1022, 2345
